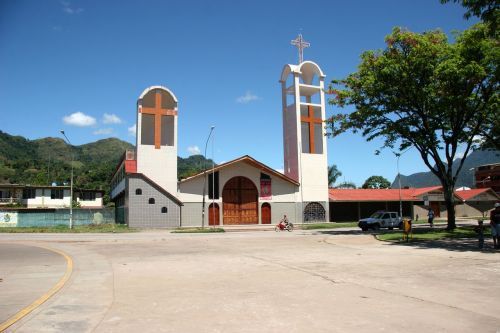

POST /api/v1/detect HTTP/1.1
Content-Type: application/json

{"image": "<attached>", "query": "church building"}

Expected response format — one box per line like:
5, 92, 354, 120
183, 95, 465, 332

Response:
110, 40, 330, 228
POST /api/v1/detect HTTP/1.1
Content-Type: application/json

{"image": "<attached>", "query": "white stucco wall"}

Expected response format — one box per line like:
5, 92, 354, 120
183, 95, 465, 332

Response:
26, 189, 71, 208
77, 192, 103, 208
136, 144, 178, 196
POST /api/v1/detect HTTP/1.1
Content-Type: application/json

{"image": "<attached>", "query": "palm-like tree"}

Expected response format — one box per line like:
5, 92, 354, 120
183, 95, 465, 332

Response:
328, 165, 342, 187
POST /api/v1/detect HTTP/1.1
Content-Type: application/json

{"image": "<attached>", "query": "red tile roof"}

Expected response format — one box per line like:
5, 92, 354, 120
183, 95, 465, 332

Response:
329, 186, 499, 202
454, 188, 499, 201
329, 186, 447, 202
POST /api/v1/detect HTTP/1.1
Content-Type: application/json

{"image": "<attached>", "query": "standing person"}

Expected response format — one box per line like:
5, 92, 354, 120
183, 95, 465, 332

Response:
490, 203, 500, 249
475, 220, 484, 250
427, 208, 435, 228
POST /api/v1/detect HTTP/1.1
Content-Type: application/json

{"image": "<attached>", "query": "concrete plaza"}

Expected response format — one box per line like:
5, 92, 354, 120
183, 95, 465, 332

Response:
1, 229, 499, 332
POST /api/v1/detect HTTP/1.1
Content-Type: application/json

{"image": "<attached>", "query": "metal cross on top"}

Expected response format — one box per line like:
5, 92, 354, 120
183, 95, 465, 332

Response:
140, 91, 177, 149
291, 34, 310, 64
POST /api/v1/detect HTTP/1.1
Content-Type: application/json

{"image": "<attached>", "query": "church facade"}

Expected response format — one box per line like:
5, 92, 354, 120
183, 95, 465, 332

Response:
110, 60, 330, 228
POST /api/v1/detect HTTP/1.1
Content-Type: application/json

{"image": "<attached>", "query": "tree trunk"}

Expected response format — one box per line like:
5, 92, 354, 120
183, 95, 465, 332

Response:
443, 185, 456, 230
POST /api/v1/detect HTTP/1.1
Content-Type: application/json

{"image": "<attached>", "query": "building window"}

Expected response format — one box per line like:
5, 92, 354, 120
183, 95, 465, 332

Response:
303, 202, 326, 222
51, 189, 64, 199
208, 171, 219, 199
136, 188, 142, 195
149, 198, 155, 204
161, 207, 168, 213
22, 188, 36, 199
80, 191, 96, 201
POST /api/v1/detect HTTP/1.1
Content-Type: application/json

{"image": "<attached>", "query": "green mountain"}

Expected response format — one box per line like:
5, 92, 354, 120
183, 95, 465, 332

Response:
0, 130, 213, 204
391, 149, 500, 189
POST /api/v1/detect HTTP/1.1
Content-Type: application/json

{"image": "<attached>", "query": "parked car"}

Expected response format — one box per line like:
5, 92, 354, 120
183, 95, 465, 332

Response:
358, 211, 402, 231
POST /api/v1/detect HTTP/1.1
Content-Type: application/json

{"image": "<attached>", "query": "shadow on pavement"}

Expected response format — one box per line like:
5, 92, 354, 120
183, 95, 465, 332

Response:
315, 228, 499, 254
384, 238, 499, 254
315, 229, 368, 236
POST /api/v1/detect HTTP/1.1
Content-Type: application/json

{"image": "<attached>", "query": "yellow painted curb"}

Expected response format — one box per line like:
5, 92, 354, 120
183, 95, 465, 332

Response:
0, 245, 73, 332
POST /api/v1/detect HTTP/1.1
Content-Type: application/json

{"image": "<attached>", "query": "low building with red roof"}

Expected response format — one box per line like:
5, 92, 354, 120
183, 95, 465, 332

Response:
328, 186, 499, 222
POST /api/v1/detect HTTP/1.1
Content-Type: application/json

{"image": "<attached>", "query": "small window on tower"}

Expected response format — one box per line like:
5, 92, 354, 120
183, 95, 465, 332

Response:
135, 189, 142, 195
161, 207, 168, 213
149, 198, 155, 204
141, 114, 155, 145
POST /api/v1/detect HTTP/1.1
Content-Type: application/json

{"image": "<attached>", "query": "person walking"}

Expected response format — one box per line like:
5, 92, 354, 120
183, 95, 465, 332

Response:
427, 208, 435, 228
490, 203, 500, 249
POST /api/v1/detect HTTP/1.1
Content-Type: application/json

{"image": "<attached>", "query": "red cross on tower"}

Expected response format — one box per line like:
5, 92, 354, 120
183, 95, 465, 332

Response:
140, 91, 177, 149
301, 105, 322, 153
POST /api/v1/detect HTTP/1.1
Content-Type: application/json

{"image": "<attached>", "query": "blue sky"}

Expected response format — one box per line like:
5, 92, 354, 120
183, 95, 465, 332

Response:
0, 0, 477, 186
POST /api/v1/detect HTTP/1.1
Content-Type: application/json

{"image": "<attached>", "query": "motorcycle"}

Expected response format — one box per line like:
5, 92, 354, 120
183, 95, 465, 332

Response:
275, 220, 294, 232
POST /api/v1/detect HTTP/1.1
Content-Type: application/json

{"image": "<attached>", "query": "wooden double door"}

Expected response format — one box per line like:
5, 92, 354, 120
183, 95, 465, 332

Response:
222, 177, 258, 225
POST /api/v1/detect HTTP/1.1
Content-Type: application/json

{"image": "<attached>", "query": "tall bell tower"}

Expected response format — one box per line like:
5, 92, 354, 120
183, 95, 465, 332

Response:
136, 86, 178, 195
280, 35, 329, 222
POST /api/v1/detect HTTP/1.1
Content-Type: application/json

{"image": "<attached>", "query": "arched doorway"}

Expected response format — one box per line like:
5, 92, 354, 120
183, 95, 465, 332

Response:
222, 177, 258, 225
208, 203, 220, 226
304, 202, 326, 222
261, 203, 271, 224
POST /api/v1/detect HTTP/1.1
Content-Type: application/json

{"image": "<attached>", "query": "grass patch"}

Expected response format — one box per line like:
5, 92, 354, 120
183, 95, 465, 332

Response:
376, 226, 490, 242
171, 227, 225, 233
0, 224, 134, 233
301, 222, 358, 230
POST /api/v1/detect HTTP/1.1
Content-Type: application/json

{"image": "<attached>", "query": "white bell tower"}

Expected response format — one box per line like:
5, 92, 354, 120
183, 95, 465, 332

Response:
280, 35, 329, 222
136, 86, 178, 195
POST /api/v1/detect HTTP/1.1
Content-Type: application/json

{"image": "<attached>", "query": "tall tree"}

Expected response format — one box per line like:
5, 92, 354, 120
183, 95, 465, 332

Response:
442, 0, 500, 149
328, 164, 342, 187
326, 24, 499, 230
362, 176, 391, 189
441, 0, 499, 35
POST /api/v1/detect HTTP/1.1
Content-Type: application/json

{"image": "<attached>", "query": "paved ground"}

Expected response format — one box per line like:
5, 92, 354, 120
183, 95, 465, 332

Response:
1, 229, 499, 333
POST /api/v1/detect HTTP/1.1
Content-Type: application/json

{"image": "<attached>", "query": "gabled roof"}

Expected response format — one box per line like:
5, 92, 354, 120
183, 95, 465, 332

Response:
128, 173, 183, 206
455, 188, 500, 201
179, 155, 300, 186
329, 188, 418, 202
329, 186, 459, 202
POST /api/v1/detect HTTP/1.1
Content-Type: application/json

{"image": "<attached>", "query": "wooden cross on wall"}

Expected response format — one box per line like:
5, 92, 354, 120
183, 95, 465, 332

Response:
301, 105, 322, 153
140, 91, 177, 149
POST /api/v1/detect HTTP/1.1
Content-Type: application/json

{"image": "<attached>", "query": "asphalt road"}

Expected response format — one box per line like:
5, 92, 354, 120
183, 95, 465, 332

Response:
1, 229, 499, 333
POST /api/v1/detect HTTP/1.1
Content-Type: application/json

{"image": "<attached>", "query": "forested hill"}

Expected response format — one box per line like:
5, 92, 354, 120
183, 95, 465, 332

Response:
0, 130, 214, 203
391, 149, 500, 189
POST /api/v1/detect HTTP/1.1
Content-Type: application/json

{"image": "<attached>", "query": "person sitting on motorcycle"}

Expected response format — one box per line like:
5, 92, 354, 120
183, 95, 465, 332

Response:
280, 215, 289, 228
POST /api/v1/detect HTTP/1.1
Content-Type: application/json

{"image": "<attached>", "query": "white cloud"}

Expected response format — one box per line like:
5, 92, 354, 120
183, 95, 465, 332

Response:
473, 135, 484, 143
93, 128, 113, 135
63, 112, 96, 127
61, 1, 83, 14
187, 145, 201, 155
102, 113, 122, 124
128, 124, 136, 137
275, 168, 284, 174
236, 91, 260, 104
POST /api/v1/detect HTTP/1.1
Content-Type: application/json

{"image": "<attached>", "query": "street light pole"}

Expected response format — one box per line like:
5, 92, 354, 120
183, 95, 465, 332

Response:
397, 154, 402, 219
201, 126, 215, 229
394, 148, 411, 219
60, 130, 74, 229
211, 133, 215, 228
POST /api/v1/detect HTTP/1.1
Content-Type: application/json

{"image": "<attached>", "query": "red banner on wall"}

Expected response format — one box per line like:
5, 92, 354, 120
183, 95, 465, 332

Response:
260, 179, 272, 200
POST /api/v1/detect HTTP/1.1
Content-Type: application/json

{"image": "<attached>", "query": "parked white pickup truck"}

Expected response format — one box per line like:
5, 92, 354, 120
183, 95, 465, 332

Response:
358, 211, 403, 231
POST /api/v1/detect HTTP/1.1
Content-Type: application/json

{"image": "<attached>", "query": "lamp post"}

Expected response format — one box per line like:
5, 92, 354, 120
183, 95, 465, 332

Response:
211, 133, 216, 228
60, 130, 74, 229
394, 148, 411, 219
201, 126, 215, 229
